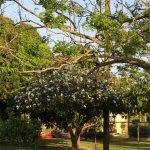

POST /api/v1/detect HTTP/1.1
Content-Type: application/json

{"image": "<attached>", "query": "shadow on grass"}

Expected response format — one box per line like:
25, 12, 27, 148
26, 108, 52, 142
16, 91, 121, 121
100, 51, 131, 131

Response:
36, 138, 70, 149
110, 136, 150, 150
0, 138, 70, 150
1, 137, 150, 150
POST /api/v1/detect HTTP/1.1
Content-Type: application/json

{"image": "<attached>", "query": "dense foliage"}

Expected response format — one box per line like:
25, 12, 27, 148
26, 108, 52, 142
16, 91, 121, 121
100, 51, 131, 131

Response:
129, 125, 150, 138
0, 114, 41, 145
0, 16, 52, 99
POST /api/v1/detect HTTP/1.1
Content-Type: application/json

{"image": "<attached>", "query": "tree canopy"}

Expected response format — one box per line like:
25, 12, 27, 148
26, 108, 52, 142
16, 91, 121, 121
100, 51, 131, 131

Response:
0, 16, 52, 99
14, 64, 130, 149
1, 0, 149, 73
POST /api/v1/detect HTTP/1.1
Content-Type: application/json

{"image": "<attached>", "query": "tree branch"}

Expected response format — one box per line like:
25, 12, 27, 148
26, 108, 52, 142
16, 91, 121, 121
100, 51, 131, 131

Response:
13, 0, 39, 18
61, 28, 104, 47
97, 56, 150, 73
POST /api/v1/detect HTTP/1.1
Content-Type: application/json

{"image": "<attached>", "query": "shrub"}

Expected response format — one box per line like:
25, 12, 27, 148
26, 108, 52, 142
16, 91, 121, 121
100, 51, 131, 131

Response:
139, 125, 150, 138
0, 114, 41, 145
81, 131, 103, 140
130, 116, 140, 124
147, 116, 150, 123
129, 125, 150, 138
128, 125, 137, 138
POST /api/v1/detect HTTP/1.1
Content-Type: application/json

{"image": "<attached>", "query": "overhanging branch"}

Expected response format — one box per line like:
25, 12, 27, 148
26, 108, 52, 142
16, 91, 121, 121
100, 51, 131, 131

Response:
96, 56, 150, 73
19, 54, 150, 74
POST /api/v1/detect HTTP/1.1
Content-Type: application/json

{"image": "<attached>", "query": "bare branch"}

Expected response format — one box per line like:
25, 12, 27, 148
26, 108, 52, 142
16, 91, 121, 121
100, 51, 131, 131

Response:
82, 123, 96, 131
0, 45, 16, 55
13, 0, 39, 18
61, 28, 104, 47
19, 64, 68, 74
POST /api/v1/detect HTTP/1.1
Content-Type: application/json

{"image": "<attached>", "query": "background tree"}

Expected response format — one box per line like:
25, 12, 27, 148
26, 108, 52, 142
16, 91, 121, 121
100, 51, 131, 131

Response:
0, 16, 52, 100
122, 68, 150, 116
0, 16, 53, 134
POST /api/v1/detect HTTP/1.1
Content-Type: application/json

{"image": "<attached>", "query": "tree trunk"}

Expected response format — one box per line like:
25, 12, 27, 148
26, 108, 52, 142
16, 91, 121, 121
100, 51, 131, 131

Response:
68, 123, 81, 150
105, 0, 110, 15
103, 108, 110, 150
70, 133, 80, 150
103, 0, 111, 149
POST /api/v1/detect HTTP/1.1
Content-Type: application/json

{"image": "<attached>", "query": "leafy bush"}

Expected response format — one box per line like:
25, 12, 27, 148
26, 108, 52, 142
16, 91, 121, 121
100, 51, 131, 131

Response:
128, 125, 137, 138
147, 116, 150, 123
81, 131, 103, 140
129, 125, 150, 138
130, 116, 140, 124
140, 125, 150, 138
0, 114, 41, 145
132, 119, 140, 125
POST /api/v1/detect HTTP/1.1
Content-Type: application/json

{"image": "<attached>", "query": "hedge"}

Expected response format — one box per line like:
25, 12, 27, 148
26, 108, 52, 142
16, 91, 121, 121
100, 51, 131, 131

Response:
129, 125, 150, 138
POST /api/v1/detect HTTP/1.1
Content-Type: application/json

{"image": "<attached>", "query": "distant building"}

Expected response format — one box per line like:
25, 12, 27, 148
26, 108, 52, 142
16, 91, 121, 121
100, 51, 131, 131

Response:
110, 114, 128, 135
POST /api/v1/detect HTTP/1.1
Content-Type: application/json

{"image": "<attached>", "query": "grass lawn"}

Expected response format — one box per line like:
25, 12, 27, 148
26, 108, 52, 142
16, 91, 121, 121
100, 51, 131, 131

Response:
0, 136, 150, 150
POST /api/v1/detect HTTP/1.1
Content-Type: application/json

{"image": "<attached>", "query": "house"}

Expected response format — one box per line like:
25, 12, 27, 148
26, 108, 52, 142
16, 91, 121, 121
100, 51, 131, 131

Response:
110, 114, 128, 135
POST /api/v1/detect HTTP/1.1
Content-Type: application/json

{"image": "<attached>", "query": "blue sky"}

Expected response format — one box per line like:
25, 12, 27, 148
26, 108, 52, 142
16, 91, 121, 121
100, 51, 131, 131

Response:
3, 0, 42, 21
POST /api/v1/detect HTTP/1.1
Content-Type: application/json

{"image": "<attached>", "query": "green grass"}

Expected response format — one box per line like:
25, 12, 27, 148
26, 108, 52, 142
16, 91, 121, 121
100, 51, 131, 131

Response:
0, 137, 150, 150
110, 137, 150, 150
